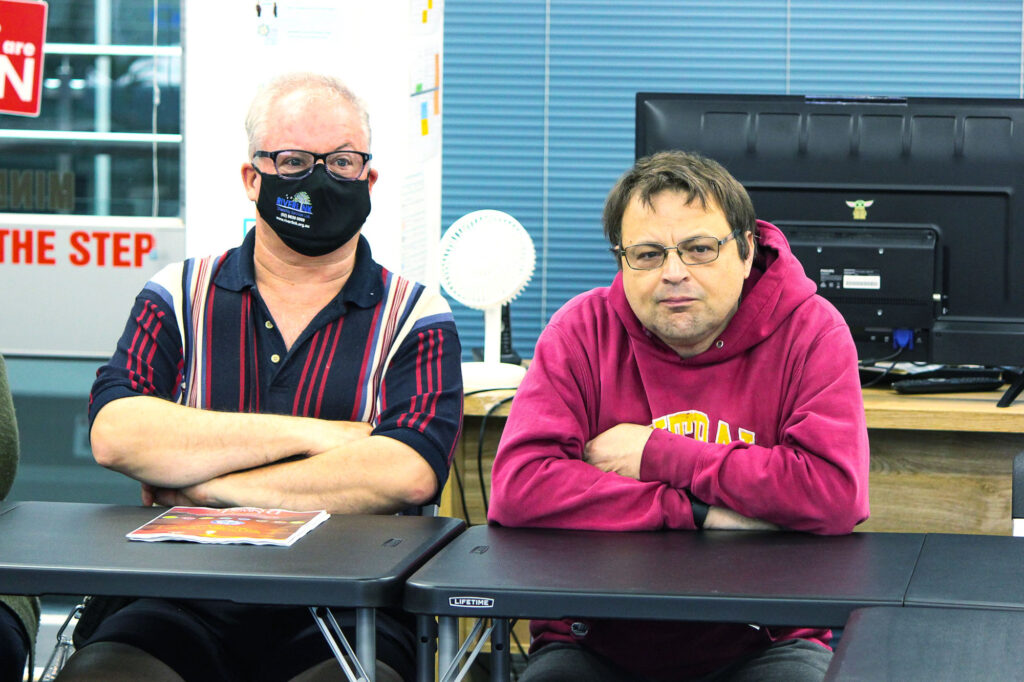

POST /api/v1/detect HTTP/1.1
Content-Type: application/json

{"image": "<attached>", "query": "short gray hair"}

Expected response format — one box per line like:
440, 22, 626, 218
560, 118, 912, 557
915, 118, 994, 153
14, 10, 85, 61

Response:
244, 72, 372, 158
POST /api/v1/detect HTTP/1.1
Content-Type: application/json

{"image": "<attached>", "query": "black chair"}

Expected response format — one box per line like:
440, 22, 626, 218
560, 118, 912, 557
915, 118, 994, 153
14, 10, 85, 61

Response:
1013, 451, 1024, 537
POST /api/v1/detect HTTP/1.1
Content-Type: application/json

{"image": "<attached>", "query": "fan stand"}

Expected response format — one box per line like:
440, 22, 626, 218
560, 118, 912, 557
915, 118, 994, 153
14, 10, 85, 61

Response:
461, 306, 527, 393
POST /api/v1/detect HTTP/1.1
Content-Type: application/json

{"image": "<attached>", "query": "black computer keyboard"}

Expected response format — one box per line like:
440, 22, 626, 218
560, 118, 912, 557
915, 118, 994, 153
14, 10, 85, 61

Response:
892, 376, 1006, 395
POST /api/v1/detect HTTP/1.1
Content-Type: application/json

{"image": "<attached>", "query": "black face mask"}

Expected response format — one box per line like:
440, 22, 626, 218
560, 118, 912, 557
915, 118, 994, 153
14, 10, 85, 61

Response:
254, 164, 371, 257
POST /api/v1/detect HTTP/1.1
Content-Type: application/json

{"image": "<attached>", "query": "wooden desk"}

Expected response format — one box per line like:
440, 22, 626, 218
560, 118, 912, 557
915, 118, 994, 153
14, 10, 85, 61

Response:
861, 388, 1024, 535
462, 387, 1024, 431
444, 387, 1024, 535
861, 387, 1024, 432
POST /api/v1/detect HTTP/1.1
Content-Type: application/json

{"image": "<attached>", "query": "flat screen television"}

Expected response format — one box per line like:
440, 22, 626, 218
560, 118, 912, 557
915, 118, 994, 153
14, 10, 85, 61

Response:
636, 93, 1024, 406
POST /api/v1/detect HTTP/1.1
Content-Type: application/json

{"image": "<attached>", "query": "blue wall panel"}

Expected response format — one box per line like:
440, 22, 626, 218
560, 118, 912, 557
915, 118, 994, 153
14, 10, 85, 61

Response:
443, 0, 1024, 360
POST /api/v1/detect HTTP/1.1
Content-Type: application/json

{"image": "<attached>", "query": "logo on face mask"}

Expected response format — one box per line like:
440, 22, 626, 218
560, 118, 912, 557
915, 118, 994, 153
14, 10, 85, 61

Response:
255, 165, 371, 257
276, 192, 313, 222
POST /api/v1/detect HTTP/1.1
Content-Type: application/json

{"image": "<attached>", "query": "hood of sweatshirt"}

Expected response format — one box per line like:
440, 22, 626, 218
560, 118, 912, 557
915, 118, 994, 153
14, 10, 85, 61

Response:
609, 220, 818, 366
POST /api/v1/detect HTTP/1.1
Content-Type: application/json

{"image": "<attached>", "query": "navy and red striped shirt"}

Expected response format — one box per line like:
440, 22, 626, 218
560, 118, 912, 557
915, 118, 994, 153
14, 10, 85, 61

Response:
89, 230, 464, 498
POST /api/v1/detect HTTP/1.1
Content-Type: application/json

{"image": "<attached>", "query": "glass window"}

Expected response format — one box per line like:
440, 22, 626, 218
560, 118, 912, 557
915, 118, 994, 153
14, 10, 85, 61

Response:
0, 0, 182, 217
1, 1, 184, 510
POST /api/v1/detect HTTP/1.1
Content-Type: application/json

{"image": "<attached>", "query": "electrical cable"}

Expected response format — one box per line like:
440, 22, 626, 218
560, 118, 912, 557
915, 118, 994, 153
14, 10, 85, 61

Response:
860, 348, 905, 387
450, 459, 473, 527
478, 395, 515, 517
463, 387, 519, 397
461, 387, 518, 521
858, 347, 905, 366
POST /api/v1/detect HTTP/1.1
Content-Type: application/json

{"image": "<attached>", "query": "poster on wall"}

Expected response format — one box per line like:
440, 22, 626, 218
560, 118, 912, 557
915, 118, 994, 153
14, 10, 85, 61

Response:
0, 0, 47, 117
401, 0, 443, 287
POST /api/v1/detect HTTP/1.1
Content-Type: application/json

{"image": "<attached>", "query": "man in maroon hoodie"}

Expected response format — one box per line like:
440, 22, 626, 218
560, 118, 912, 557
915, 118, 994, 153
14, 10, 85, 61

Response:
489, 150, 869, 681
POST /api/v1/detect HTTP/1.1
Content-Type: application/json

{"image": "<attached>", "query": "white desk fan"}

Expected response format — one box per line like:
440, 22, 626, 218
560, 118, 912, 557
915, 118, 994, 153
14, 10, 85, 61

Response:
439, 210, 536, 392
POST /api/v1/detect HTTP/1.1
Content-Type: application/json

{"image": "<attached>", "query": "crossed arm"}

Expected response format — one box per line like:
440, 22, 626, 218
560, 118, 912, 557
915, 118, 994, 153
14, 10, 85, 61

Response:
488, 322, 868, 534
90, 282, 462, 515
92, 395, 437, 514
583, 423, 778, 531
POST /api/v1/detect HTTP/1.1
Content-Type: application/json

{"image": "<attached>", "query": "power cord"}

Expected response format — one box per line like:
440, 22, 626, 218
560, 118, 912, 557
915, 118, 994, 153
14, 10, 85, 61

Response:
860, 348, 905, 387
478, 395, 515, 517
450, 459, 473, 527
454, 387, 518, 525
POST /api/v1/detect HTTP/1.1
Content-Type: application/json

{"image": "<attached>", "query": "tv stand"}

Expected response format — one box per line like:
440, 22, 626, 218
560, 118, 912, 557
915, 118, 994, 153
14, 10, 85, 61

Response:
998, 370, 1024, 408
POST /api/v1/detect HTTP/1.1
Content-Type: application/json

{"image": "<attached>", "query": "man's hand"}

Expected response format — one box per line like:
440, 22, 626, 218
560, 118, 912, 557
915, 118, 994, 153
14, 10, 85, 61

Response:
310, 419, 373, 449
136, 435, 437, 514
583, 423, 653, 480
704, 505, 779, 531
142, 482, 202, 507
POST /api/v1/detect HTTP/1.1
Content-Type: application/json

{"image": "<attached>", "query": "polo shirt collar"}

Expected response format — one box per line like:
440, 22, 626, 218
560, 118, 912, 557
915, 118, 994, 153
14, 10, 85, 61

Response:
213, 229, 383, 309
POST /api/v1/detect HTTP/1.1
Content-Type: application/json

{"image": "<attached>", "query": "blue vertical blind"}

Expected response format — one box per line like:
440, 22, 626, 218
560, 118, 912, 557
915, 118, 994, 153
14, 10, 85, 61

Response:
442, 0, 1024, 361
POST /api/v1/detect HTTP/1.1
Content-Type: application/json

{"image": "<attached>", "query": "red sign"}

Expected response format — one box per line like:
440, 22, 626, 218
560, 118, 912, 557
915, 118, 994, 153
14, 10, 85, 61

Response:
0, 0, 47, 117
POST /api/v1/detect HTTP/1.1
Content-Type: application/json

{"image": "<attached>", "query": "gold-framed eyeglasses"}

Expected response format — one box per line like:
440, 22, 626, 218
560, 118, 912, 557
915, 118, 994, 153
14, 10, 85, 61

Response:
611, 231, 739, 270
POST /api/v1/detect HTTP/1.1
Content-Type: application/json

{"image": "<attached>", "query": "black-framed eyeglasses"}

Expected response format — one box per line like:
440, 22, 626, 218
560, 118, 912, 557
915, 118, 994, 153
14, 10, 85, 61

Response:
253, 149, 372, 181
611, 231, 739, 270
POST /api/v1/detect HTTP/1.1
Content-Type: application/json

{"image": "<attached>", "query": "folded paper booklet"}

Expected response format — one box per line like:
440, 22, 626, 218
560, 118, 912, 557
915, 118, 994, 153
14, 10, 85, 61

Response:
126, 506, 330, 546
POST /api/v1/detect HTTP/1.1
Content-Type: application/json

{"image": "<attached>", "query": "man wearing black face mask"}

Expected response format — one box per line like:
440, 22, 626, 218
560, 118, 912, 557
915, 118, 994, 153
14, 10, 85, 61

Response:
58, 72, 464, 682
252, 149, 372, 256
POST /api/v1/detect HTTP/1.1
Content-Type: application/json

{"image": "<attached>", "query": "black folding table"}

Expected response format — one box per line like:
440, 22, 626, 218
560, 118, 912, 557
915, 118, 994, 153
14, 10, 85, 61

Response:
825, 605, 1024, 680
404, 525, 927, 681
0, 501, 464, 682
904, 532, 1024, 611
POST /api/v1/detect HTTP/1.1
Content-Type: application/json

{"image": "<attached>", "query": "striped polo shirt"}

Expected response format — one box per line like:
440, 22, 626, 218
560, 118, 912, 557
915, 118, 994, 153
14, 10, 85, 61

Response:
89, 230, 464, 498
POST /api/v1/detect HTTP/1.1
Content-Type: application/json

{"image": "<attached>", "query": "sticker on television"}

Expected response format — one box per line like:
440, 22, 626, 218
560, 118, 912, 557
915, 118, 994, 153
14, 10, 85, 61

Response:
842, 269, 881, 290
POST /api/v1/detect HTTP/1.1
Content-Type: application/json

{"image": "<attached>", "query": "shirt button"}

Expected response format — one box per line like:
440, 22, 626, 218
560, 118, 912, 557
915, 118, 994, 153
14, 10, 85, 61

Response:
715, 340, 724, 348
265, 320, 274, 329
270, 353, 281, 363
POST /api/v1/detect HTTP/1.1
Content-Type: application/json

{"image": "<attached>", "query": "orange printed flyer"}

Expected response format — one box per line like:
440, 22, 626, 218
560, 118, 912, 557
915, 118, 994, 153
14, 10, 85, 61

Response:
126, 506, 330, 546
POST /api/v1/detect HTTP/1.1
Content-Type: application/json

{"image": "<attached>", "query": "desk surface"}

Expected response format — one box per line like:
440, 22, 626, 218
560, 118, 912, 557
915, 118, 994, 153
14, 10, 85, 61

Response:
826, 606, 1024, 681
0, 501, 464, 607
465, 387, 1024, 433
861, 387, 1024, 432
904, 533, 1024, 611
404, 525, 926, 628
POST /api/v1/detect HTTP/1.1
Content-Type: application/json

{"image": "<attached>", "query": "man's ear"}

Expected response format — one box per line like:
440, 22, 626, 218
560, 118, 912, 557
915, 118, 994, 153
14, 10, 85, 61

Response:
742, 230, 756, 278
367, 167, 379, 194
242, 163, 260, 202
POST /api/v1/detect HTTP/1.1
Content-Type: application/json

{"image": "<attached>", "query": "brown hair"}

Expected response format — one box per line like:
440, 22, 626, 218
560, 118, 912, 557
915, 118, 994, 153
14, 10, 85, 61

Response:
602, 150, 758, 261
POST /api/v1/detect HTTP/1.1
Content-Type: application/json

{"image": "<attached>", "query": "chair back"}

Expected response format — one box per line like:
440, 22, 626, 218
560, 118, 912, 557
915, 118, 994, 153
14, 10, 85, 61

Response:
1012, 452, 1024, 536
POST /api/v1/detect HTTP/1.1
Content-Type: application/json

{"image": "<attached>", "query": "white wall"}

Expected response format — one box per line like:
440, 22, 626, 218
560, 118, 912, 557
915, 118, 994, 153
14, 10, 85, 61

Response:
183, 0, 443, 287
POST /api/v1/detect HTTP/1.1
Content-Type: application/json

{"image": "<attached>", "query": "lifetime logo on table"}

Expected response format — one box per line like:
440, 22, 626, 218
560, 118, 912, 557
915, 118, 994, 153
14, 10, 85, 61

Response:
449, 596, 495, 609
